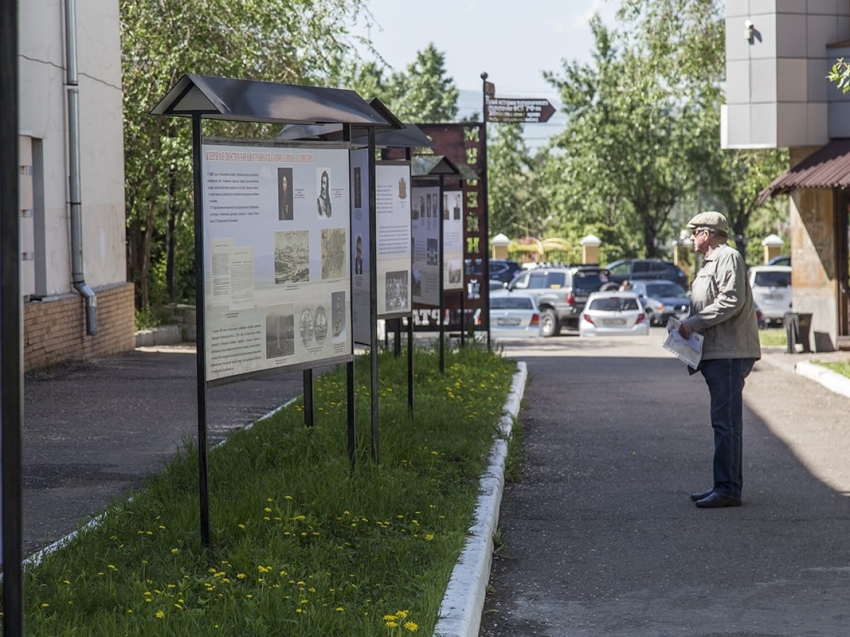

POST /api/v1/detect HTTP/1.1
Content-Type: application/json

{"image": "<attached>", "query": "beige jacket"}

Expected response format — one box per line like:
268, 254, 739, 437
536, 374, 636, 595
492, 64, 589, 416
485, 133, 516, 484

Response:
687, 243, 761, 361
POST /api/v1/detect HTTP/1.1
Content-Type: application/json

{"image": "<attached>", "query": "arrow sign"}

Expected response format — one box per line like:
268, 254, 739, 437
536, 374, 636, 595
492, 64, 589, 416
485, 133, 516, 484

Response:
485, 98, 555, 123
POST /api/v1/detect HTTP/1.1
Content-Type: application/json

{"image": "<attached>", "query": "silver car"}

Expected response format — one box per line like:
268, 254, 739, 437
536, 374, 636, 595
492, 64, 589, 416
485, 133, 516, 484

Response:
490, 294, 542, 339
749, 265, 791, 325
579, 292, 650, 337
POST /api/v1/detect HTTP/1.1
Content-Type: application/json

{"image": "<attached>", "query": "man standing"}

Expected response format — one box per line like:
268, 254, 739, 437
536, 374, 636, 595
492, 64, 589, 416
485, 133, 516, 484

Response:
678, 211, 761, 508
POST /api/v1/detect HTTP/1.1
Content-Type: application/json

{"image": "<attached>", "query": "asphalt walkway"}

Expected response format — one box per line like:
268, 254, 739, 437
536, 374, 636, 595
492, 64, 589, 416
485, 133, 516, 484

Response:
479, 337, 850, 637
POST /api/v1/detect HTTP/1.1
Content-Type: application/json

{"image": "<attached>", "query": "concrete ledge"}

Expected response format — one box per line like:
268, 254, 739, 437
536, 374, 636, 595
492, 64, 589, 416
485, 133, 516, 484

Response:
135, 325, 183, 348
796, 361, 850, 400
433, 362, 527, 637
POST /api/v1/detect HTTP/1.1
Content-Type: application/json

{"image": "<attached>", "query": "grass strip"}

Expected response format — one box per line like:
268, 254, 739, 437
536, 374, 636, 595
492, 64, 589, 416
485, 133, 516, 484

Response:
12, 343, 517, 636
813, 358, 850, 379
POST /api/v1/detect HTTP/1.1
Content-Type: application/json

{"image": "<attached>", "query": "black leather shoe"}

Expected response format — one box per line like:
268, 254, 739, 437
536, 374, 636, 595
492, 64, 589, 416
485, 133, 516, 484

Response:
695, 492, 742, 508
690, 489, 713, 502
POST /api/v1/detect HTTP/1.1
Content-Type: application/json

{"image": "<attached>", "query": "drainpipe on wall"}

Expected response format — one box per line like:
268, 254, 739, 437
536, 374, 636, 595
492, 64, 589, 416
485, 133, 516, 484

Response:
65, 0, 97, 334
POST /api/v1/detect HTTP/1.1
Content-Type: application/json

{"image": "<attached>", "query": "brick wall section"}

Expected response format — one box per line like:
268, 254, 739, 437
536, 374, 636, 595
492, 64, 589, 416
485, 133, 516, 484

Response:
24, 283, 136, 372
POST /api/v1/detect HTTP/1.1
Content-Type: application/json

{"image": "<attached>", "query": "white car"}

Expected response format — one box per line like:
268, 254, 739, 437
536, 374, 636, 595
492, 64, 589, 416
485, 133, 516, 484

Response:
749, 265, 791, 325
579, 291, 650, 337
490, 294, 542, 339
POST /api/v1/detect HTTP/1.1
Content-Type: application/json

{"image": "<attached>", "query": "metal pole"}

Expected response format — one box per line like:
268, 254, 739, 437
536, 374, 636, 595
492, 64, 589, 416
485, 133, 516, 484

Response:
346, 361, 356, 470
368, 127, 379, 463
192, 114, 211, 548
303, 369, 314, 427
1, 2, 24, 632
439, 173, 445, 374
481, 74, 492, 351
406, 148, 414, 416
343, 123, 355, 469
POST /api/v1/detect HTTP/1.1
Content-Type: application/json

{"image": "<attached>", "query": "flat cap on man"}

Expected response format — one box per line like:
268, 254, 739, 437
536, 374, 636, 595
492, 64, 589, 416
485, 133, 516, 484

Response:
687, 211, 728, 234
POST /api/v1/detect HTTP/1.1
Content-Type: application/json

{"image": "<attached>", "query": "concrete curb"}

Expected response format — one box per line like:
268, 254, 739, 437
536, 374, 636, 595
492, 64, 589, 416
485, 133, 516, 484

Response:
433, 362, 527, 637
795, 360, 850, 400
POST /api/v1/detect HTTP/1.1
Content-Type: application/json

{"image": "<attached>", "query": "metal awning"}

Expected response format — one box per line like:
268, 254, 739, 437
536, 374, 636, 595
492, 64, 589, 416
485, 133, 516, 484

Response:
758, 139, 850, 205
412, 155, 461, 177
275, 99, 425, 147
150, 74, 392, 126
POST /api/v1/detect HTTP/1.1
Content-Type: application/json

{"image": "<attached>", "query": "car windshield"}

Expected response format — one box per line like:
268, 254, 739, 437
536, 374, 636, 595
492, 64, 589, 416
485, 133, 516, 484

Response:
644, 282, 687, 297
588, 297, 639, 311
754, 271, 790, 288
491, 297, 534, 310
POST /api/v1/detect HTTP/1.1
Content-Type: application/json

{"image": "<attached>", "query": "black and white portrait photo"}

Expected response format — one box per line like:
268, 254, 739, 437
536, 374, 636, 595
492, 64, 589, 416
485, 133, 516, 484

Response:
278, 167, 294, 221
317, 169, 332, 218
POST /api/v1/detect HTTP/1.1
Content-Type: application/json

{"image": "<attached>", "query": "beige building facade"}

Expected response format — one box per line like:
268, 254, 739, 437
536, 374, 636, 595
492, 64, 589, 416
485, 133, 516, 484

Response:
724, 0, 850, 351
19, 0, 135, 370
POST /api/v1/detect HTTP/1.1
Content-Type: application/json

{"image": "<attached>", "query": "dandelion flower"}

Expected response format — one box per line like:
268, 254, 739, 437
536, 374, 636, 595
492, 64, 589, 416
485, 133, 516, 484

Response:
155, 610, 165, 619
405, 621, 419, 632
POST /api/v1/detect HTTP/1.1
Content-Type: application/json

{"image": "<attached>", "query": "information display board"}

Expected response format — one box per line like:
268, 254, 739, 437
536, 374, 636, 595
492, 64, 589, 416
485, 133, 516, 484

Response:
442, 190, 464, 291
411, 185, 441, 307
350, 148, 371, 345
201, 141, 352, 382
375, 162, 412, 318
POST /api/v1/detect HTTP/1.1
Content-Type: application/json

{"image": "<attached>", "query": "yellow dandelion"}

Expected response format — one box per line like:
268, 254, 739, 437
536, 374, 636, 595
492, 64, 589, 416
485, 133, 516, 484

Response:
155, 610, 165, 619
171, 548, 179, 554
405, 621, 419, 632
386, 621, 398, 628
236, 573, 246, 580
41, 603, 49, 608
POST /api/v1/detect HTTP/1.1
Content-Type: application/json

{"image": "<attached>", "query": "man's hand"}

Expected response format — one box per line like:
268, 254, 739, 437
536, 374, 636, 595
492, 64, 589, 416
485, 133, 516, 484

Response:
678, 320, 694, 339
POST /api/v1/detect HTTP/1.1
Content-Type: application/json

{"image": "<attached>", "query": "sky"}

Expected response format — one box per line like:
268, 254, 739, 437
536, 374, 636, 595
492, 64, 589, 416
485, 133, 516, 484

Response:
350, 0, 620, 147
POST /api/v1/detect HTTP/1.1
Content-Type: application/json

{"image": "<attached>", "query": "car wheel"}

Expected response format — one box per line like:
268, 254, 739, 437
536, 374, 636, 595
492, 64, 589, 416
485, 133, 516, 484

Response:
540, 309, 560, 337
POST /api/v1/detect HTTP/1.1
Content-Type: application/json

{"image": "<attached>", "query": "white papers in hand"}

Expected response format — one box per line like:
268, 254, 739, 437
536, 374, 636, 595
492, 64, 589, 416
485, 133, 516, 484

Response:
663, 317, 703, 369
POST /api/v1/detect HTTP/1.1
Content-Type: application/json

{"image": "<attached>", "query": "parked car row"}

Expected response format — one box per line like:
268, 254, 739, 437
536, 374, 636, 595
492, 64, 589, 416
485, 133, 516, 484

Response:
488, 256, 793, 338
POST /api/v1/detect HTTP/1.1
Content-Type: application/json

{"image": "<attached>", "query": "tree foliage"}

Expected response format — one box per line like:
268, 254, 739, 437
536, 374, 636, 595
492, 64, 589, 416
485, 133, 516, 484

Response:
342, 43, 459, 123
121, 0, 367, 310
528, 3, 789, 263
544, 17, 689, 258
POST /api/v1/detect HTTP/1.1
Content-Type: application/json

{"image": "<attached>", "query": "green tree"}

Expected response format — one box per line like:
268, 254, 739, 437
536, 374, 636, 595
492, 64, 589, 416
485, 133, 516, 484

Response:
342, 44, 459, 124
619, 0, 789, 260
487, 123, 546, 238
121, 0, 366, 310
544, 17, 688, 258
387, 44, 459, 123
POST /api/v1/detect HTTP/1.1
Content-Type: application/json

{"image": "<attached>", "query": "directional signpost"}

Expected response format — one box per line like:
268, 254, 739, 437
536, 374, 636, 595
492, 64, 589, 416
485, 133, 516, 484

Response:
485, 97, 555, 124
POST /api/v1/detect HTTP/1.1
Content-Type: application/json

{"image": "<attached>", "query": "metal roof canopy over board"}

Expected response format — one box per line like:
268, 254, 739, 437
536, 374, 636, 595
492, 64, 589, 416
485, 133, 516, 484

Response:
758, 139, 850, 204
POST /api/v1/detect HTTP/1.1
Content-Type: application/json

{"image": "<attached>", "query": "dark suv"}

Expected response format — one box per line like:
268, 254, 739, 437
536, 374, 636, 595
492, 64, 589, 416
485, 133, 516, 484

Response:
605, 258, 688, 288
502, 265, 610, 336
489, 259, 523, 285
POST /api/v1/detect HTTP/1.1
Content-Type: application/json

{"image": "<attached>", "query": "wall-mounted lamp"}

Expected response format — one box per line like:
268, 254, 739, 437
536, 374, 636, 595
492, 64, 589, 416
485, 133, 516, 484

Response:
745, 19, 755, 43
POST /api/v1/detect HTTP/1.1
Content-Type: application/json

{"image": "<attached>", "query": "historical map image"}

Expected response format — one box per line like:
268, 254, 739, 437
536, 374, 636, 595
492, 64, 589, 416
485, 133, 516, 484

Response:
274, 230, 310, 285
321, 228, 347, 280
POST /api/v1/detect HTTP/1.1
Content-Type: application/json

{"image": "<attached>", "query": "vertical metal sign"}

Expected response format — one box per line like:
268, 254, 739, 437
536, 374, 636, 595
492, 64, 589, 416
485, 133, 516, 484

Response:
1, 0, 24, 633
191, 114, 211, 548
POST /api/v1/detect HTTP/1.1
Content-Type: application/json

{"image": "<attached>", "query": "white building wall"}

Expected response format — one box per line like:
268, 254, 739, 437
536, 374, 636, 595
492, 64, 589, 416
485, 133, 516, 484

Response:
18, 0, 126, 297
723, 0, 850, 149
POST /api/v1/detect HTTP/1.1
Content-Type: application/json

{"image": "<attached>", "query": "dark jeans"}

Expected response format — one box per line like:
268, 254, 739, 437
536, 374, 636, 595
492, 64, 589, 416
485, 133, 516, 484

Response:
699, 358, 757, 499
